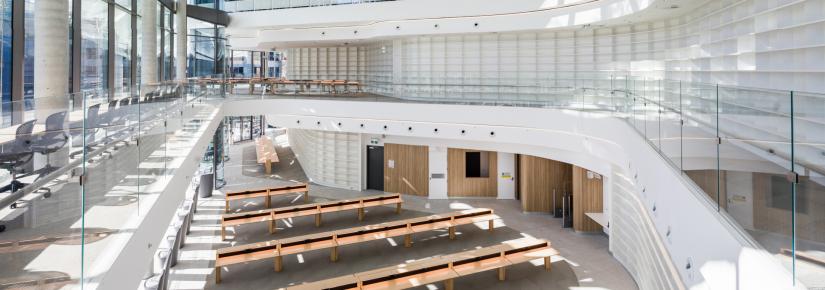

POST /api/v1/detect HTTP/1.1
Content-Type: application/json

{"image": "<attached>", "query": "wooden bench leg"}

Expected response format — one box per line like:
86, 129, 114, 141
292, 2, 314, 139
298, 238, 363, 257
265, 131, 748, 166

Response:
221, 224, 226, 240
444, 278, 454, 290
269, 220, 276, 234
331, 246, 339, 262
265, 159, 272, 174
304, 192, 309, 202
357, 208, 365, 221
395, 203, 402, 214
498, 267, 506, 281
225, 200, 229, 212
265, 195, 271, 208
404, 234, 412, 248
315, 213, 322, 227
215, 267, 221, 284
488, 220, 495, 232
544, 256, 552, 272
274, 256, 283, 272
449, 226, 456, 240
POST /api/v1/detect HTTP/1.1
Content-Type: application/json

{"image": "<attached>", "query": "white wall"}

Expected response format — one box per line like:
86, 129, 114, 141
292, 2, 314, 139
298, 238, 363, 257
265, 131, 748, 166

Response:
287, 128, 362, 190
284, 42, 393, 93
246, 0, 825, 95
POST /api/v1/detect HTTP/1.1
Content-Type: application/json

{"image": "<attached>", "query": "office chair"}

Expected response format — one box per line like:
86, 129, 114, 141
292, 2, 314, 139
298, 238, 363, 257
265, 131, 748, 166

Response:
30, 111, 68, 173
0, 120, 36, 193
68, 103, 101, 159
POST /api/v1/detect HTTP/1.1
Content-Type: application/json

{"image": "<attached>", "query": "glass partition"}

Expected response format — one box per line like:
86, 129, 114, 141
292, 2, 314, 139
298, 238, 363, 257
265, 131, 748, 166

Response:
222, 0, 397, 13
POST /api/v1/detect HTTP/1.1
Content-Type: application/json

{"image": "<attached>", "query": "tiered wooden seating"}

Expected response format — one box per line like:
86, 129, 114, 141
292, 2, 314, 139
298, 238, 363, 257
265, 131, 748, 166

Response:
281, 238, 559, 290
213, 209, 499, 283
220, 194, 403, 240
224, 183, 309, 211
255, 136, 279, 174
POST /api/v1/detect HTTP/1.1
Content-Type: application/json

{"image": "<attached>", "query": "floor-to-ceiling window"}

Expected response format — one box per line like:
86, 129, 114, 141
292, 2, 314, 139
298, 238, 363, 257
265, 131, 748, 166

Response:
81, 0, 108, 91
114, 6, 131, 95
187, 16, 225, 78
189, 0, 224, 10
22, 0, 32, 110
0, 0, 11, 125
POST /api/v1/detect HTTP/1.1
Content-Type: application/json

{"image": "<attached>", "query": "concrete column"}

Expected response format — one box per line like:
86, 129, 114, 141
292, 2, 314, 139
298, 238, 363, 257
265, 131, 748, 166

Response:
34, 0, 70, 123
141, 0, 158, 87
176, 2, 187, 82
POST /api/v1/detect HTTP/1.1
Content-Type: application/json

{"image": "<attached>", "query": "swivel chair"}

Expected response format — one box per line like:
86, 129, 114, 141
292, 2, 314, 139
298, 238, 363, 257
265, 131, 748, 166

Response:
30, 111, 68, 173
0, 120, 36, 193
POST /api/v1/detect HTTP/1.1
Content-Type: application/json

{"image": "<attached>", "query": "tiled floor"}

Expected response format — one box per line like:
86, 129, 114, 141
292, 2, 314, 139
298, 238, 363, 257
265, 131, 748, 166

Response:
168, 130, 638, 290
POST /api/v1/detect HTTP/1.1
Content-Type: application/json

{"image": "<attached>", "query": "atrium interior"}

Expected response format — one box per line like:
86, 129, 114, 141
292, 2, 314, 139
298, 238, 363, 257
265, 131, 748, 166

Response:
0, 1, 823, 290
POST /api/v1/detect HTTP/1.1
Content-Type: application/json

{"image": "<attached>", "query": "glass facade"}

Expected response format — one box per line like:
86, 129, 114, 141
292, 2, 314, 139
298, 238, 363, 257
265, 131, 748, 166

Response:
187, 17, 225, 78
80, 0, 108, 90
0, 0, 11, 125
229, 50, 280, 78
0, 1, 223, 288
113, 7, 130, 94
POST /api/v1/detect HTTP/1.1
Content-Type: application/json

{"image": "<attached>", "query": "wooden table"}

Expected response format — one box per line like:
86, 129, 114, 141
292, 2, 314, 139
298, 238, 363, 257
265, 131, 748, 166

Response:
585, 212, 607, 228
255, 136, 279, 174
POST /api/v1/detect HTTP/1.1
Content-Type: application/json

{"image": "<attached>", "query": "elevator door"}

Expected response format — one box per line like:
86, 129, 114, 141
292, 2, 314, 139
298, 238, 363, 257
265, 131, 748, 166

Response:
367, 146, 384, 191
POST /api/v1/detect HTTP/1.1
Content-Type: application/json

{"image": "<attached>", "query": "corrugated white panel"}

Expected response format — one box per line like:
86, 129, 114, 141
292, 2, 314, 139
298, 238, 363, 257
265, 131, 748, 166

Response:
283, 0, 825, 95
611, 168, 685, 290
287, 129, 361, 190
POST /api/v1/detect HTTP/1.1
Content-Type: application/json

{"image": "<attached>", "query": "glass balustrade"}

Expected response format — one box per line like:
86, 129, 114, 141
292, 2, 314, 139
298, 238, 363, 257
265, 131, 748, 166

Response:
222, 0, 396, 13
214, 73, 823, 287
0, 72, 822, 288
0, 80, 217, 289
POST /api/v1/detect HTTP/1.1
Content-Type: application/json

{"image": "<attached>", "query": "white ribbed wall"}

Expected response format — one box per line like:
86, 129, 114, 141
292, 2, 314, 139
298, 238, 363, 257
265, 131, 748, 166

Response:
284, 44, 394, 94
287, 128, 362, 190
283, 0, 825, 95
284, 46, 367, 81
611, 167, 684, 290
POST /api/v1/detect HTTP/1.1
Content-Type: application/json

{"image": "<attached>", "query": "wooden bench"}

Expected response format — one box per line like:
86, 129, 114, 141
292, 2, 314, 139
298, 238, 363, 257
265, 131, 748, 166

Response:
781, 248, 825, 266
255, 136, 279, 174
224, 183, 309, 211
214, 208, 499, 283
220, 193, 403, 240
281, 238, 559, 290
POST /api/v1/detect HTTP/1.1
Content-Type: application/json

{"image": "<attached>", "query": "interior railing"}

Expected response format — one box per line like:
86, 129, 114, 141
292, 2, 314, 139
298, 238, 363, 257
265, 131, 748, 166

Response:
0, 80, 217, 289
0, 72, 821, 288
221, 73, 825, 287
223, 0, 395, 13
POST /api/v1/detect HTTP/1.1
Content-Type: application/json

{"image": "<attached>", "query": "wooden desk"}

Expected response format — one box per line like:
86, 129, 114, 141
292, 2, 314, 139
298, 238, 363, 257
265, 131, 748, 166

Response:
584, 212, 607, 228
214, 208, 498, 283
255, 136, 279, 174
224, 183, 309, 211
220, 194, 403, 240
281, 238, 558, 290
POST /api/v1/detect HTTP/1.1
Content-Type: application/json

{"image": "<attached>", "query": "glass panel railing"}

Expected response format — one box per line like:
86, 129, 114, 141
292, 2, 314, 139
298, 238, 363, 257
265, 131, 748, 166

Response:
209, 72, 825, 287
0, 94, 80, 289
791, 91, 825, 288
222, 0, 396, 13
1, 73, 813, 288
0, 81, 211, 289
717, 86, 794, 277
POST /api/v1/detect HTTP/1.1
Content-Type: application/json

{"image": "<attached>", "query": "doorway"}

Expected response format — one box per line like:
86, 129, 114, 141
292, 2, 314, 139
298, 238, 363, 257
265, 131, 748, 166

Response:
366, 145, 384, 191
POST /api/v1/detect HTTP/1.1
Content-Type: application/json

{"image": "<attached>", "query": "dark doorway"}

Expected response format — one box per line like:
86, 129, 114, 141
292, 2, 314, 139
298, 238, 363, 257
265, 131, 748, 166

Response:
367, 145, 384, 191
